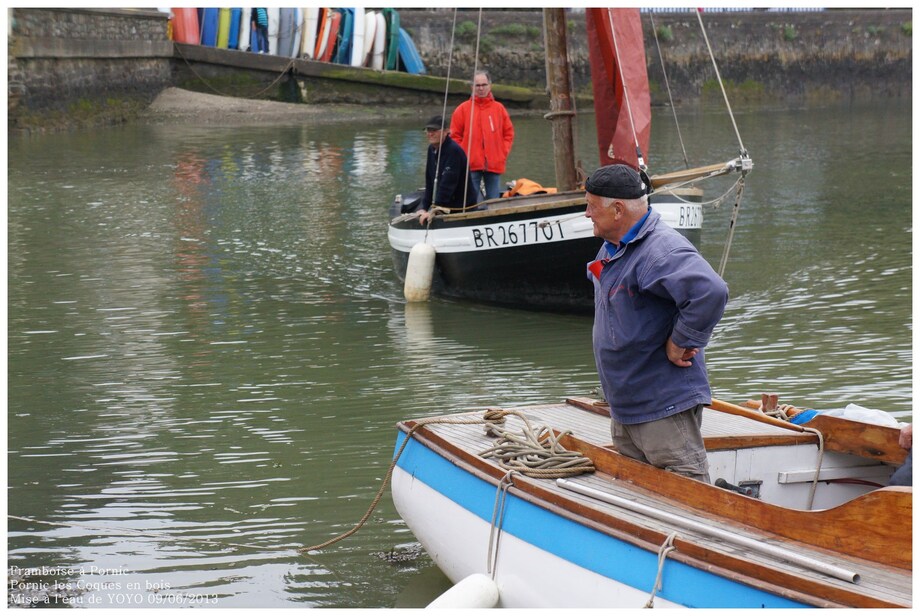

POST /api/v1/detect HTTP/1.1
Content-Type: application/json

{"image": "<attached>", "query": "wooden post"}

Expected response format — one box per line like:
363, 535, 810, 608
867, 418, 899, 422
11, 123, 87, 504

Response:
543, 8, 578, 192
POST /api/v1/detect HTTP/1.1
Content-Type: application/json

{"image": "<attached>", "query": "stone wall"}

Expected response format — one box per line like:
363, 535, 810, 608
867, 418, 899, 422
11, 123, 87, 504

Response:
9, 8, 173, 128
400, 8, 913, 104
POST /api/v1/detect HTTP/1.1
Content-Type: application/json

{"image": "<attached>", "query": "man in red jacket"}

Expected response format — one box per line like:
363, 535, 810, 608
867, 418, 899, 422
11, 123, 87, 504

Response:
450, 70, 515, 201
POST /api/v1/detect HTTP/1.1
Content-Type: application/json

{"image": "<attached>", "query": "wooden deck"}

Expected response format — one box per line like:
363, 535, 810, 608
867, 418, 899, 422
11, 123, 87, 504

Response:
402, 399, 911, 608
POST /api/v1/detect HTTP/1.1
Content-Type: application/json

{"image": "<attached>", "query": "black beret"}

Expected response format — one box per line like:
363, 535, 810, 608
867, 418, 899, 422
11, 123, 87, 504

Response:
585, 164, 647, 199
425, 115, 445, 129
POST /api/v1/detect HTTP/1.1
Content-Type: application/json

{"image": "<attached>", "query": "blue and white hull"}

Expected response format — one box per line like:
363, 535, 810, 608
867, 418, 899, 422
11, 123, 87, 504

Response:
390, 400, 911, 608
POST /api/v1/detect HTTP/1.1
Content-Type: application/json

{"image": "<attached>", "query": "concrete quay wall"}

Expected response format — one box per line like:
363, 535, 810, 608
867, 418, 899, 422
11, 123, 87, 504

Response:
8, 8, 172, 128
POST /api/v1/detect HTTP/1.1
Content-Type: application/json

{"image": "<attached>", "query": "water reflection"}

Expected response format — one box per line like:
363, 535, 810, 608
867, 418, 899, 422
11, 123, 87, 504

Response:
8, 100, 911, 607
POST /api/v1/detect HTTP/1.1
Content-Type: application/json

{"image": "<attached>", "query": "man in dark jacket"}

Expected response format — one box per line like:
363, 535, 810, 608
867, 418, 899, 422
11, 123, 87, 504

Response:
419, 115, 479, 225
585, 164, 729, 483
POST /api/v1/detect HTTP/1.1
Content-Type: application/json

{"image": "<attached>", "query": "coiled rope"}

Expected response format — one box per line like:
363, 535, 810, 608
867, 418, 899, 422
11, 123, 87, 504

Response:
478, 412, 596, 478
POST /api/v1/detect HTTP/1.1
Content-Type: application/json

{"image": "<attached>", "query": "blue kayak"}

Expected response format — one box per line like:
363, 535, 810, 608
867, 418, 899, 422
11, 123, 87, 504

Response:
397, 27, 426, 74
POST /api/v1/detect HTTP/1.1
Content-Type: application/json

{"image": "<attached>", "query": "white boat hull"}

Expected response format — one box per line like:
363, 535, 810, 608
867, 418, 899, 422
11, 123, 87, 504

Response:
392, 465, 681, 608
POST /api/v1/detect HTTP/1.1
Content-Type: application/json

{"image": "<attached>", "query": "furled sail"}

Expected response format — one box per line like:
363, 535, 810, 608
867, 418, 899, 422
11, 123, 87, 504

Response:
585, 8, 651, 170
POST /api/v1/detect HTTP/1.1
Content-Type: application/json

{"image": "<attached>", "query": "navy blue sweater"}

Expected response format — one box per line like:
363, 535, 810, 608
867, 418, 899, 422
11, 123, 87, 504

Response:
589, 208, 729, 425
422, 136, 479, 210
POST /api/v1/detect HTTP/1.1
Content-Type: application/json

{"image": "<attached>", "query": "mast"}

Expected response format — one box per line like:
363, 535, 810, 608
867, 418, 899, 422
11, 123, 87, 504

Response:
542, 8, 578, 192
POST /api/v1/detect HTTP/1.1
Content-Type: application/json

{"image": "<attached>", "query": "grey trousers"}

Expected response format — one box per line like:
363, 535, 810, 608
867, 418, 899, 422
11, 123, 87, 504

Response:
610, 404, 711, 483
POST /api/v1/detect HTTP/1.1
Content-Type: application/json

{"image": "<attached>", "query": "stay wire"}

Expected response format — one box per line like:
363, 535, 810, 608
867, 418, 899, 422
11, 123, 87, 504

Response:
649, 13, 690, 169
606, 10, 645, 170
696, 9, 747, 156
461, 9, 484, 210
429, 9, 460, 222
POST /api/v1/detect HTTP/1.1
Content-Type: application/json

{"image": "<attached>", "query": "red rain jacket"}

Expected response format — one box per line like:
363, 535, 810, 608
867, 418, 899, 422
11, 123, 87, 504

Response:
450, 93, 514, 174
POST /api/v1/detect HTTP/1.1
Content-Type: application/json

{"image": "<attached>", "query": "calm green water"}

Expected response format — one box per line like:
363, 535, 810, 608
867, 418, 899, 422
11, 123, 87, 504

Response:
7, 100, 911, 608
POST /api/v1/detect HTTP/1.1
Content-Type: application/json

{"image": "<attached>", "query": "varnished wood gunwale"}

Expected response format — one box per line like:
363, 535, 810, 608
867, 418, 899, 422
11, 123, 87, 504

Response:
570, 395, 907, 461
398, 417, 911, 608
557, 432, 911, 570
566, 396, 820, 449
740, 400, 909, 465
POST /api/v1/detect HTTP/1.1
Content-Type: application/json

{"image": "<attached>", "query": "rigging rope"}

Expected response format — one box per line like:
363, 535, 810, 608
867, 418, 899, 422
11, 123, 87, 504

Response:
695, 10, 748, 157
460, 9, 485, 211
427, 9, 461, 234
605, 10, 646, 170
648, 13, 690, 169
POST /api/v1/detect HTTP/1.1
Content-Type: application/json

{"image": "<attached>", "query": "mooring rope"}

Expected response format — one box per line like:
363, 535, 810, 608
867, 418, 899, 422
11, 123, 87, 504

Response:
301, 407, 594, 554
10, 409, 595, 561
644, 532, 678, 608
173, 42, 296, 99
486, 470, 515, 578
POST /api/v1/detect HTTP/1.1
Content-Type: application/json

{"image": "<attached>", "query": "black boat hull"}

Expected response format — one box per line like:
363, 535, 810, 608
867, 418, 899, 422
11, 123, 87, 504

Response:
388, 189, 702, 314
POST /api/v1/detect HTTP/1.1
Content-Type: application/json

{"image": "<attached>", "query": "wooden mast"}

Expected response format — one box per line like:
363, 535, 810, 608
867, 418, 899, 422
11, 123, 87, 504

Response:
542, 8, 578, 192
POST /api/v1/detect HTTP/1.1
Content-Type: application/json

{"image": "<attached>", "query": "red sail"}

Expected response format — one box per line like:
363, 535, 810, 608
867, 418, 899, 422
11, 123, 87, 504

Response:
585, 8, 651, 170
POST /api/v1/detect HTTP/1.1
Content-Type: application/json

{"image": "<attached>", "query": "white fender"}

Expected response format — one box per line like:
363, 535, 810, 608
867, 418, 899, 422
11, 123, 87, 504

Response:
426, 573, 500, 608
404, 242, 436, 302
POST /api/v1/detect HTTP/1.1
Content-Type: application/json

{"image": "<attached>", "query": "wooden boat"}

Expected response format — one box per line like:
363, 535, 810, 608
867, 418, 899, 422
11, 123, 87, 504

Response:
391, 396, 911, 607
387, 9, 746, 313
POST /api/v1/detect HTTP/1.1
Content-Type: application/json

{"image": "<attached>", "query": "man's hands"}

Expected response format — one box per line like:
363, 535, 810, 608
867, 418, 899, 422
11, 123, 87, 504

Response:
666, 337, 699, 368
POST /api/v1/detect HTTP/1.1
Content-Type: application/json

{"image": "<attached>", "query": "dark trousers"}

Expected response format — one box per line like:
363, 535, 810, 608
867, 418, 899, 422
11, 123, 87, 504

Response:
256, 26, 269, 53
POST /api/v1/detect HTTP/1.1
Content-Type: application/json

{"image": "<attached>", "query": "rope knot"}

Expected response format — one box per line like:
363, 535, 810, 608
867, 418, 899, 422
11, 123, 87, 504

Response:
482, 407, 509, 436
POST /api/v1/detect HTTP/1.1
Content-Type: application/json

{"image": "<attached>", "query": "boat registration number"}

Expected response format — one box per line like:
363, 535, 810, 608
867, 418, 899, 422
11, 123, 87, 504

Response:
472, 220, 566, 248
678, 204, 703, 228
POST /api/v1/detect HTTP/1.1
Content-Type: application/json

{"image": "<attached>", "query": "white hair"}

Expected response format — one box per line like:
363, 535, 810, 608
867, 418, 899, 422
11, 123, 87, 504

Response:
599, 194, 648, 210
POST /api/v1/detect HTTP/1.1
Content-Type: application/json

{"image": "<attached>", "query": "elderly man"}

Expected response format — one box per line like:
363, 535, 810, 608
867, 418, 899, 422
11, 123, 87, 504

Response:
418, 115, 479, 225
585, 164, 729, 483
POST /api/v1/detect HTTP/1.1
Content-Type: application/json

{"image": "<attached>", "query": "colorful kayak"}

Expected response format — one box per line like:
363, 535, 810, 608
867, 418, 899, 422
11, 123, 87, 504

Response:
382, 8, 399, 70
200, 8, 219, 47
171, 7, 199, 45
216, 8, 231, 48
228, 8, 242, 49
397, 27, 425, 74
333, 8, 353, 65
320, 11, 341, 63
